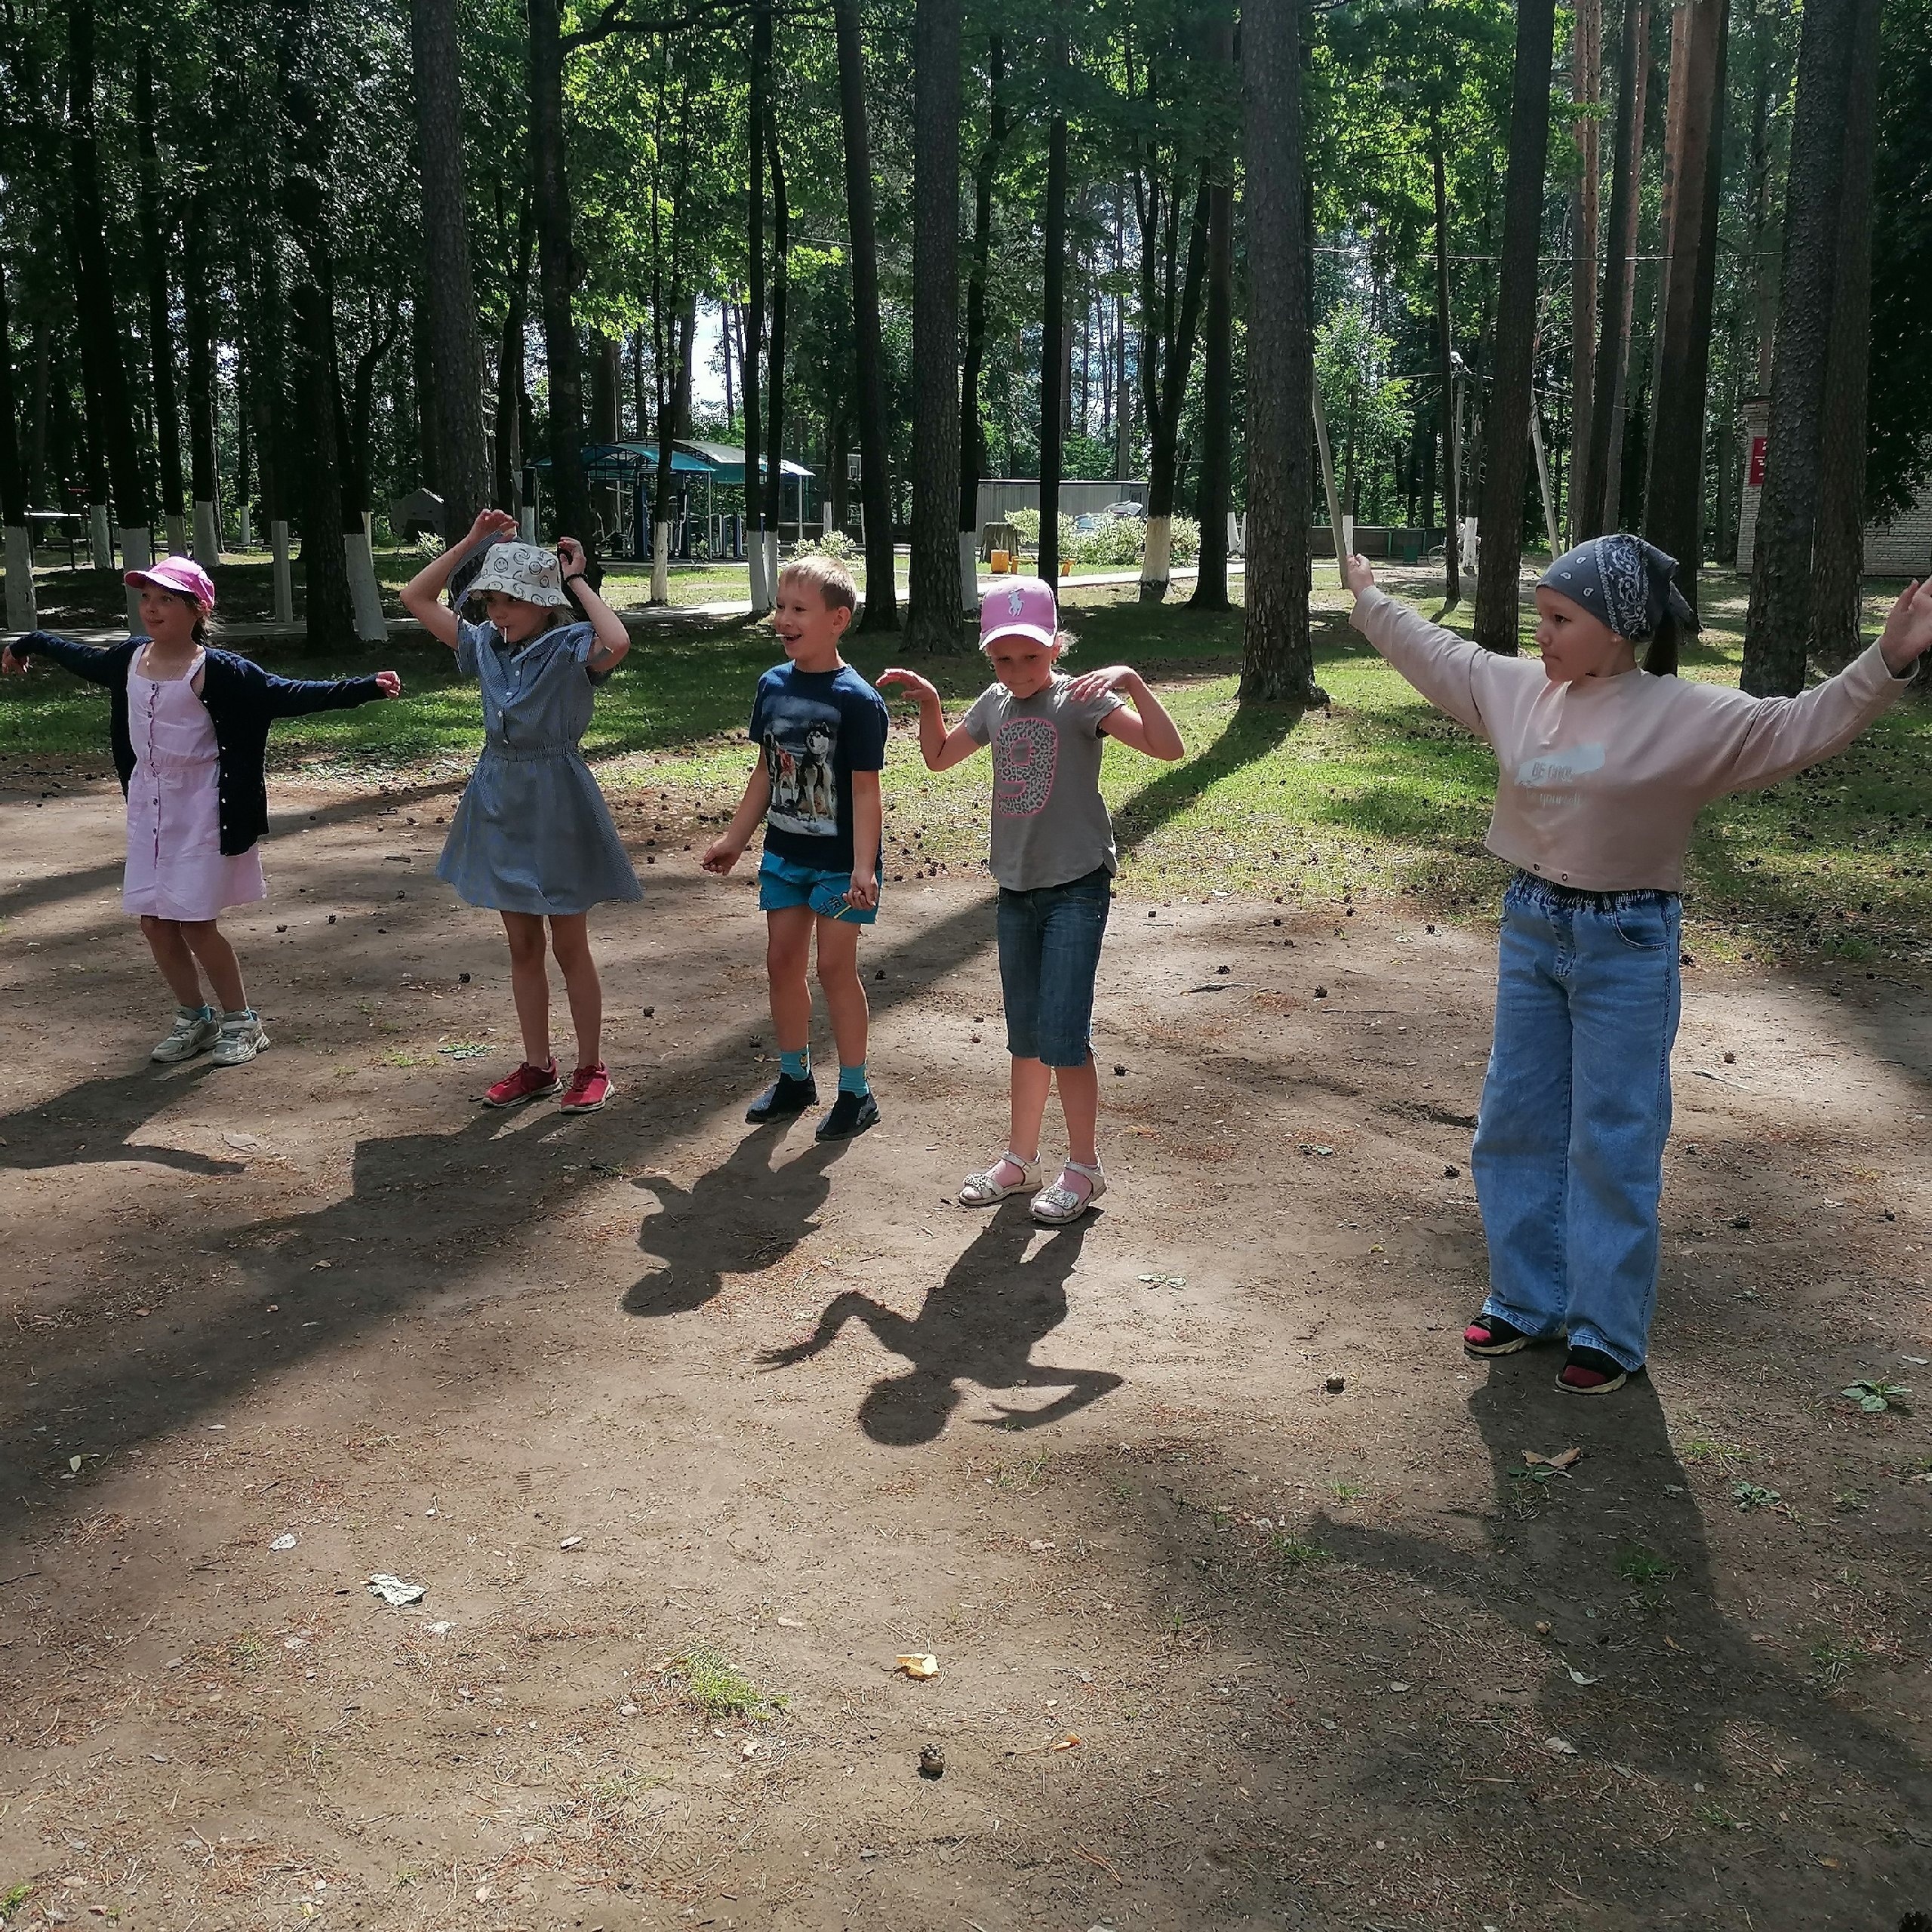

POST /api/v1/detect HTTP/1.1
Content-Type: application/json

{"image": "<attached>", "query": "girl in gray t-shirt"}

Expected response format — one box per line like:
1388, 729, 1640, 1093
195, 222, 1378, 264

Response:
878, 576, 1183, 1226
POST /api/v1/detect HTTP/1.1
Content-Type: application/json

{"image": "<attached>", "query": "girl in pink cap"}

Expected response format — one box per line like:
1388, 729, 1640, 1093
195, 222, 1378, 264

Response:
878, 577, 1183, 1223
2, 557, 401, 1067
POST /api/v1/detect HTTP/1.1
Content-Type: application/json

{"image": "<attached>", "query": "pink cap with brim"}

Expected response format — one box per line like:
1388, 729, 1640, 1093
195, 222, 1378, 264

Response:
125, 556, 216, 613
980, 574, 1059, 649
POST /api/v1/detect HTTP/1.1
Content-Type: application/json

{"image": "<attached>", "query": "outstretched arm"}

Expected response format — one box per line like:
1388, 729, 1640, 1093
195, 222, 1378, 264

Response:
1, 632, 125, 685
875, 669, 983, 770
399, 509, 517, 649
756, 1291, 909, 1368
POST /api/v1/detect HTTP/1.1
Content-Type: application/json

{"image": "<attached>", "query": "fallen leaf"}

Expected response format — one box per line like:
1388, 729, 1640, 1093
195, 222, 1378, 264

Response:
223, 1131, 264, 1152
558, 1535, 585, 1550
1523, 1446, 1583, 1472
1546, 1736, 1579, 1756
270, 1534, 297, 1552
1561, 1660, 1601, 1686
1051, 1732, 1081, 1751
742, 1739, 760, 1758
894, 1653, 939, 1679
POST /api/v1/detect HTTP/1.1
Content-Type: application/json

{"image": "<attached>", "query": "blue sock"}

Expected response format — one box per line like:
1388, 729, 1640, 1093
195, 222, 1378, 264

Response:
838, 1062, 869, 1097
780, 1048, 811, 1082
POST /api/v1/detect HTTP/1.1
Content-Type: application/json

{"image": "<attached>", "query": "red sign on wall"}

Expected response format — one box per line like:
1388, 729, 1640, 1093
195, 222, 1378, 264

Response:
1747, 436, 1767, 488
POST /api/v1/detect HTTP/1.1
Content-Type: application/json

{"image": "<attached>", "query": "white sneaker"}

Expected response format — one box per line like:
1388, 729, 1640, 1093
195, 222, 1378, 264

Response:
152, 1005, 218, 1064
211, 1010, 270, 1066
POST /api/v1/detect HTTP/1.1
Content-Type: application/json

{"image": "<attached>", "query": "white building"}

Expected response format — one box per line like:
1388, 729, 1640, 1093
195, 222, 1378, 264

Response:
1736, 397, 1932, 575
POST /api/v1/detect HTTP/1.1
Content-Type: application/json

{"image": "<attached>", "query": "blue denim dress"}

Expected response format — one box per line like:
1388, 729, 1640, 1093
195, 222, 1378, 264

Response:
435, 620, 642, 917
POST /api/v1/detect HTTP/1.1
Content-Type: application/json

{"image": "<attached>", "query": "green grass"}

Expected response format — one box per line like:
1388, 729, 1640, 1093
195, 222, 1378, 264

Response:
663, 1642, 785, 1721
6, 567, 1927, 967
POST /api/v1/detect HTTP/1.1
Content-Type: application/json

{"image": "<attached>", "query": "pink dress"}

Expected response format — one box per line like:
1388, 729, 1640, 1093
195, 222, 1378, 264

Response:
122, 648, 268, 921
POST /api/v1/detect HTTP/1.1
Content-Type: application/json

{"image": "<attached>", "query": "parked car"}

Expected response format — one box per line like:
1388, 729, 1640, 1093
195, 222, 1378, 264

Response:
1103, 500, 1147, 520
1073, 513, 1103, 534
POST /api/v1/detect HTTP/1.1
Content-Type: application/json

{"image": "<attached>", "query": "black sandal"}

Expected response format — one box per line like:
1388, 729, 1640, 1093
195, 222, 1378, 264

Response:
1463, 1312, 1539, 1358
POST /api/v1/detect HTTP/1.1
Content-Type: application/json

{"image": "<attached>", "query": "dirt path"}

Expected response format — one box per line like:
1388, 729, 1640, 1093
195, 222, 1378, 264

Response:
2, 779, 1927, 1932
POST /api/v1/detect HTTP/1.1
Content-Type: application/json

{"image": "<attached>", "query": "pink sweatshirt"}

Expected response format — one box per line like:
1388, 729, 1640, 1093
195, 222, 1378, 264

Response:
1349, 587, 1912, 893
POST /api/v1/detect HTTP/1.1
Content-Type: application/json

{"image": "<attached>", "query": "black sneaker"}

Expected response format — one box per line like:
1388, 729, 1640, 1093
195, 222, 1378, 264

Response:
1557, 1346, 1635, 1396
815, 1089, 880, 1142
1463, 1312, 1539, 1357
746, 1072, 818, 1124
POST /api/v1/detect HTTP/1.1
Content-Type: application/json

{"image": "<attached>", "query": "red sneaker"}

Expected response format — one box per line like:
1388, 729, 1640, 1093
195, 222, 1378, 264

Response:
560, 1063, 613, 1112
485, 1060, 562, 1108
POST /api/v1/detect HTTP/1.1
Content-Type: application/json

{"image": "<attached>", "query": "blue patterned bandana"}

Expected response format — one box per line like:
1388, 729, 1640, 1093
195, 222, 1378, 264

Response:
1539, 534, 1700, 640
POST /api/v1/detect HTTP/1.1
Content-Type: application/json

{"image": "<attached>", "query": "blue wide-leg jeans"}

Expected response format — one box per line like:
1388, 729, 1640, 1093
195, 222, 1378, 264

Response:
1472, 872, 1682, 1372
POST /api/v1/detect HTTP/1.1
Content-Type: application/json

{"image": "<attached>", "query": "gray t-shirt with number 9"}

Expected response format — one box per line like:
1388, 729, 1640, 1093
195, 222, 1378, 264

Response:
961, 674, 1128, 891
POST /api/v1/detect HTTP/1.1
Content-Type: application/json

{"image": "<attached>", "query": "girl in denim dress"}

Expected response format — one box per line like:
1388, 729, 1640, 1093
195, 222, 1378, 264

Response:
400, 513, 640, 1114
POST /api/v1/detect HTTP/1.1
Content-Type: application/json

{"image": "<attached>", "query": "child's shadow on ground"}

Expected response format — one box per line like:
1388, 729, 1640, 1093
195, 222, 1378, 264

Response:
757, 1204, 1120, 1445
0, 1063, 237, 1175
621, 1129, 848, 1317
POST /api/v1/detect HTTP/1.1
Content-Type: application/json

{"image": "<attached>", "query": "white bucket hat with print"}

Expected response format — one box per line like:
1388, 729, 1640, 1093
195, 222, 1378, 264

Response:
466, 540, 571, 608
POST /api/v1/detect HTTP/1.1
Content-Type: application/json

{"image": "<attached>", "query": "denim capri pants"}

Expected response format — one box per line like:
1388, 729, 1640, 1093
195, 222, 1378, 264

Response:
995, 866, 1112, 1066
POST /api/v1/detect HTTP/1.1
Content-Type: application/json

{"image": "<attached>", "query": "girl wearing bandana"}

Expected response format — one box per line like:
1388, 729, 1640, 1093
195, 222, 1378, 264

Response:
1345, 539, 1932, 1393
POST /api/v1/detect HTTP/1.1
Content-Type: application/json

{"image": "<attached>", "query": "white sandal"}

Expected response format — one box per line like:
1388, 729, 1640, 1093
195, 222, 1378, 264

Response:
959, 1152, 1035, 1207
1030, 1159, 1106, 1225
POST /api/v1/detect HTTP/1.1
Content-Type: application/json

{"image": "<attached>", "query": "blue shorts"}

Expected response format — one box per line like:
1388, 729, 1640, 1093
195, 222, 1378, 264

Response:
996, 866, 1112, 1066
758, 849, 881, 925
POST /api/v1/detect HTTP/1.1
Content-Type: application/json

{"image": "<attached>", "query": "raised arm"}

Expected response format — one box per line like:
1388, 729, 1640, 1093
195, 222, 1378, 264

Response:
399, 509, 516, 649
1066, 664, 1185, 760
1344, 554, 1492, 739
558, 536, 630, 673
875, 669, 983, 770
1697, 580, 1928, 798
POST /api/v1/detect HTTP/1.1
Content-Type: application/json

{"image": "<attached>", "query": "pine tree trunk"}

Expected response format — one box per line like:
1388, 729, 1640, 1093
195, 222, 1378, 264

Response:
763, 129, 789, 569
1141, 169, 1208, 602
278, 0, 355, 650
1568, 0, 1601, 543
1188, 133, 1233, 614
1038, 28, 1069, 589
1239, 0, 1322, 706
495, 205, 533, 515
66, 0, 149, 595
135, 43, 186, 547
958, 35, 1008, 579
832, 0, 897, 629
1807, 0, 1881, 669
1580, 0, 1651, 540
1641, 0, 1730, 613
1741, 0, 1860, 694
183, 192, 221, 562
1431, 120, 1460, 604
904, 0, 963, 651
528, 0, 587, 546
411, 0, 488, 545
1474, 0, 1558, 654
743, 2, 770, 613
0, 255, 37, 632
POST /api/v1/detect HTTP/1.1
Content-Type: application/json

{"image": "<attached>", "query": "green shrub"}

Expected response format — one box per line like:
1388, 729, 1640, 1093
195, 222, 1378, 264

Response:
797, 528, 860, 562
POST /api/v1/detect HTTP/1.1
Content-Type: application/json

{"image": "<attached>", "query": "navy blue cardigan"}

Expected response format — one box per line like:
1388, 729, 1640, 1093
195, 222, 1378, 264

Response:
14, 633, 389, 856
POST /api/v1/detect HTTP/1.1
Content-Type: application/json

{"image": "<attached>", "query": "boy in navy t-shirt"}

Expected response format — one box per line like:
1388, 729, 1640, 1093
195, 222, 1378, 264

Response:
702, 556, 889, 1140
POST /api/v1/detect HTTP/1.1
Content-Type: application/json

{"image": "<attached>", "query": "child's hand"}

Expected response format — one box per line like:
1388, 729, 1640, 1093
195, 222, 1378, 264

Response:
556, 537, 586, 577
1064, 663, 1143, 705
700, 835, 744, 876
0, 645, 29, 675
875, 668, 940, 706
1880, 580, 1932, 675
375, 669, 403, 698
844, 869, 878, 912
1343, 553, 1376, 597
469, 508, 517, 547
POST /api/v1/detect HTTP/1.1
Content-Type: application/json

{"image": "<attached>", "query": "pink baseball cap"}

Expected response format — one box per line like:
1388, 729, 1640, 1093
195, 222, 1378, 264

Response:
125, 555, 216, 613
980, 574, 1059, 649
